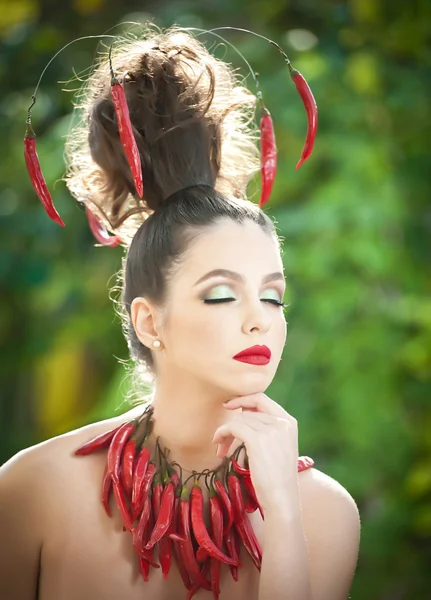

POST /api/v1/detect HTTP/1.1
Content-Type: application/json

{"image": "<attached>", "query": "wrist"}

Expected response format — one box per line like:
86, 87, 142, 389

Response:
262, 488, 303, 523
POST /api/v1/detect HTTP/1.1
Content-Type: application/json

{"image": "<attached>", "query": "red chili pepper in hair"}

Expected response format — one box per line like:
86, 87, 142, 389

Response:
23, 120, 65, 227
213, 477, 233, 536
85, 204, 122, 248
74, 424, 122, 456
190, 481, 239, 567
258, 106, 277, 207
288, 65, 318, 170
107, 421, 135, 483
108, 48, 143, 198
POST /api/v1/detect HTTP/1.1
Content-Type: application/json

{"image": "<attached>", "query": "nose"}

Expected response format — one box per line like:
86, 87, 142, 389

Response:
241, 297, 272, 335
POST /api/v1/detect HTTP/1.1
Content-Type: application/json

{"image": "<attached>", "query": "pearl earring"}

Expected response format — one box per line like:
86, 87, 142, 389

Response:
152, 340, 162, 349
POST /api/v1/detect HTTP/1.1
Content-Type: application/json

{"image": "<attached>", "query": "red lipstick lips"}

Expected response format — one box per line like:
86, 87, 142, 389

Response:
233, 345, 271, 366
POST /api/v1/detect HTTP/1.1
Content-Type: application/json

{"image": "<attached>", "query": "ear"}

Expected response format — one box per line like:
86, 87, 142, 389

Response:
130, 297, 161, 348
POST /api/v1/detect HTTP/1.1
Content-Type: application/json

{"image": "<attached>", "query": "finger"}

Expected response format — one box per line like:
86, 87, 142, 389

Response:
212, 420, 258, 447
216, 437, 234, 458
224, 394, 291, 419
235, 412, 282, 426
215, 413, 278, 458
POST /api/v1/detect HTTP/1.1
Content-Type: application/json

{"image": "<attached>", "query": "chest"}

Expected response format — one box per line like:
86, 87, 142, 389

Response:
38, 465, 263, 600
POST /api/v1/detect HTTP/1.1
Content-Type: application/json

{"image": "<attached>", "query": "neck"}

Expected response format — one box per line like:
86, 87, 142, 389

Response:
146, 375, 242, 475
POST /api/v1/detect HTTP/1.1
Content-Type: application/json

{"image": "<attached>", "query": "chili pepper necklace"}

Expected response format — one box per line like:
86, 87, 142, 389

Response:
74, 403, 314, 599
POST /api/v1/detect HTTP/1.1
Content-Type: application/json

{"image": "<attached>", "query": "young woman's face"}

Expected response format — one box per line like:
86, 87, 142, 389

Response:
159, 219, 287, 396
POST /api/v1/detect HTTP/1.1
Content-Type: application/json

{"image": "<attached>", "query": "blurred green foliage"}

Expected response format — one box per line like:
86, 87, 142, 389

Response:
1, 1, 430, 598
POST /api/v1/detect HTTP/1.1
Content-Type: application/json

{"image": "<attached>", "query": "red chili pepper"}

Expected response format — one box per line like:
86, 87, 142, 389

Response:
151, 474, 163, 523
85, 204, 122, 248
240, 478, 258, 513
258, 106, 277, 207
230, 457, 250, 477
228, 474, 262, 571
186, 560, 211, 600
209, 490, 223, 599
112, 478, 134, 532
133, 492, 160, 568
131, 446, 151, 516
121, 438, 136, 499
74, 424, 122, 456
101, 464, 113, 517
224, 527, 241, 582
107, 421, 135, 483
176, 487, 211, 590
159, 535, 172, 580
196, 546, 208, 562
132, 461, 156, 521
213, 477, 233, 536
288, 66, 318, 170
298, 456, 315, 472
190, 482, 239, 567
24, 120, 65, 227
138, 555, 150, 582
170, 492, 192, 590
172, 541, 192, 590
110, 71, 144, 198
241, 474, 264, 520
145, 480, 174, 549
132, 463, 156, 519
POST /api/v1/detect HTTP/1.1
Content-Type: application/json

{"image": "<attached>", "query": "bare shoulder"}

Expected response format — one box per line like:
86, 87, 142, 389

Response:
297, 466, 361, 600
298, 465, 360, 522
0, 404, 144, 510
0, 406, 144, 600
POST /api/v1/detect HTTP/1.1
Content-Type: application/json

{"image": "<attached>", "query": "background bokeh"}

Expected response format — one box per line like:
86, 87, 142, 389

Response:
1, 1, 430, 598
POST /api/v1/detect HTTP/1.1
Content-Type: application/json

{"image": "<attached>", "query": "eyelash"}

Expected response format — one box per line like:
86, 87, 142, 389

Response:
203, 298, 289, 307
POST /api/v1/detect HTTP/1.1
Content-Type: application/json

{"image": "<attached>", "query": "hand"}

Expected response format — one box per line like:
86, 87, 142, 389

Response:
211, 393, 300, 512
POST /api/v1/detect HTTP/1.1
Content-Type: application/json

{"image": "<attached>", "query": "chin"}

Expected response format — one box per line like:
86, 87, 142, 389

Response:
226, 372, 274, 397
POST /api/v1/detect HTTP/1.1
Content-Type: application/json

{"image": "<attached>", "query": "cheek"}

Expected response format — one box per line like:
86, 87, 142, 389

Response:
166, 304, 233, 356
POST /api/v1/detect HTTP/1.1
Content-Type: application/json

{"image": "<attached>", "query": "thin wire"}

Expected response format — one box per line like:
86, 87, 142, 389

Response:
206, 26, 292, 65
27, 34, 118, 119
180, 27, 260, 91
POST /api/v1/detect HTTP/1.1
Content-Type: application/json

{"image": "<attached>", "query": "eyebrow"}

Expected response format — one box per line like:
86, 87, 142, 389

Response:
193, 269, 285, 287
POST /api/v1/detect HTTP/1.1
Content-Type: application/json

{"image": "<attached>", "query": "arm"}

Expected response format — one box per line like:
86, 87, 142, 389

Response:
301, 468, 360, 600
0, 448, 45, 600
259, 485, 313, 600
258, 468, 360, 600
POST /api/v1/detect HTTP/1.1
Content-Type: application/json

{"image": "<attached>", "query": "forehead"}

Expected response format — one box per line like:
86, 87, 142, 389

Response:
177, 219, 283, 282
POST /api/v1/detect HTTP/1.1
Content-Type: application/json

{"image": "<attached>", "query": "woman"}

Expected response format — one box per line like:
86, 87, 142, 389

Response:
0, 24, 360, 600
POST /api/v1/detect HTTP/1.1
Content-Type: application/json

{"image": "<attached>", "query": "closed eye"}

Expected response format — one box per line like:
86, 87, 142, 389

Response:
203, 298, 289, 307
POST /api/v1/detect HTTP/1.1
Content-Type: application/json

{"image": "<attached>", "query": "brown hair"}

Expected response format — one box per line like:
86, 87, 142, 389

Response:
63, 23, 278, 395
